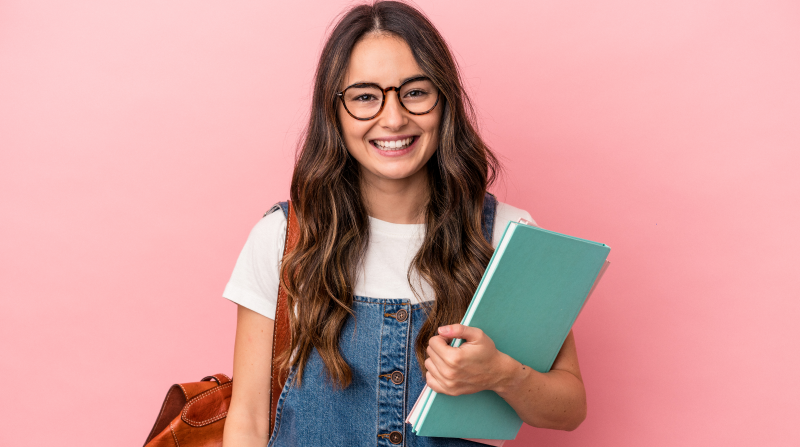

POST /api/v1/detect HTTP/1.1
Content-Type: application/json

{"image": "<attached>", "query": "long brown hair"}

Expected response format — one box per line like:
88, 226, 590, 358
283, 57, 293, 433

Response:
280, 0, 500, 388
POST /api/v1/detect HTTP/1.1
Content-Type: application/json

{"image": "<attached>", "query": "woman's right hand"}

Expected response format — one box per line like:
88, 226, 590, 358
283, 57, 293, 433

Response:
222, 305, 275, 447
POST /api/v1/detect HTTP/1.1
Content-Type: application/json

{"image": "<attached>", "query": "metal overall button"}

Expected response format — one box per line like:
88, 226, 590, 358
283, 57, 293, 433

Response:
384, 309, 409, 322
379, 370, 405, 385
395, 309, 408, 322
379, 431, 404, 444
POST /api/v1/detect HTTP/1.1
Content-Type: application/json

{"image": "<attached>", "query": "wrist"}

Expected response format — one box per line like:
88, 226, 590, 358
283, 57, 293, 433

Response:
491, 352, 529, 396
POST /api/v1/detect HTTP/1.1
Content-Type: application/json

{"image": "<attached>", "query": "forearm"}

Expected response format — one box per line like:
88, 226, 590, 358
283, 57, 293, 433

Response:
493, 354, 586, 431
223, 305, 275, 447
222, 406, 270, 447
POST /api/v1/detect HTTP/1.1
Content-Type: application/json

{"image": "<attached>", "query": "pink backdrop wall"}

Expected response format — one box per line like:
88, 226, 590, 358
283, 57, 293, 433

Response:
1, 0, 798, 445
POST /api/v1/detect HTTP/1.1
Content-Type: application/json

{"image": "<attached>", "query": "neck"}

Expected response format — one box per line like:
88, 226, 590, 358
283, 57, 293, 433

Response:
361, 169, 429, 224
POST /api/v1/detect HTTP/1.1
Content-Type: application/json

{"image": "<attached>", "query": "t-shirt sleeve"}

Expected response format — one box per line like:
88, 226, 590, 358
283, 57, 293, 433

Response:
492, 201, 537, 248
222, 210, 287, 319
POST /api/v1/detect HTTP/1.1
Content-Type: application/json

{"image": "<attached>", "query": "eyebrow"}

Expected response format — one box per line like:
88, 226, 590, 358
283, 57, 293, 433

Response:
345, 74, 427, 88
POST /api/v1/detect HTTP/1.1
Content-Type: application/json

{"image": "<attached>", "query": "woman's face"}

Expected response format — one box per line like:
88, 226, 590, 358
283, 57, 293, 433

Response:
338, 34, 442, 187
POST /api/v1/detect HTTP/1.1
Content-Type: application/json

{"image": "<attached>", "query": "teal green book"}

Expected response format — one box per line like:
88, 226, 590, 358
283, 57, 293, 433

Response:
406, 221, 610, 440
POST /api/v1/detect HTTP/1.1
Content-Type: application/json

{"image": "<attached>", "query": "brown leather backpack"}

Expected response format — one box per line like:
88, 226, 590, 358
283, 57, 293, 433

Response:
143, 201, 298, 447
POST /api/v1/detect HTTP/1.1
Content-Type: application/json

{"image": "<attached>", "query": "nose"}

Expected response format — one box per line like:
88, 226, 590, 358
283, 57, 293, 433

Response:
379, 88, 407, 130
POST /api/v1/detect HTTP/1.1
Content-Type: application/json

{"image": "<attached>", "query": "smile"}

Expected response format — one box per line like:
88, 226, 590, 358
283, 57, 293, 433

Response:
370, 136, 417, 151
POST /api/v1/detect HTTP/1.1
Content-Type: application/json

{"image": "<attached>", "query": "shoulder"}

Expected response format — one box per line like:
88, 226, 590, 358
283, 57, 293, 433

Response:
221, 204, 288, 320
492, 201, 537, 247
495, 201, 537, 227
236, 204, 289, 264
248, 205, 288, 245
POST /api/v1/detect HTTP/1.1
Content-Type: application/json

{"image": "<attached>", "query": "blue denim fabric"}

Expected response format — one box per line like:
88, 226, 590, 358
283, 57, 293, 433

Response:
269, 193, 498, 447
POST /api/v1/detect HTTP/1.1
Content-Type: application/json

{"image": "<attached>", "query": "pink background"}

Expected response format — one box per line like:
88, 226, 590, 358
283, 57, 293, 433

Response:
1, 0, 798, 445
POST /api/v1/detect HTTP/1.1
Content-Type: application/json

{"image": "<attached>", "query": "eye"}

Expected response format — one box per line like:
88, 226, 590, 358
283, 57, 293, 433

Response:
404, 89, 428, 98
354, 93, 379, 102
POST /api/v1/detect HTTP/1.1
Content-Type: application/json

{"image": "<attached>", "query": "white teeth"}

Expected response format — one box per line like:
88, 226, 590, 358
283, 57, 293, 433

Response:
374, 137, 413, 150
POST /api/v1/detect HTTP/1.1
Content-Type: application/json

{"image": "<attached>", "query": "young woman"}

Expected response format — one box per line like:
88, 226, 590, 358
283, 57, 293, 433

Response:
222, 2, 586, 446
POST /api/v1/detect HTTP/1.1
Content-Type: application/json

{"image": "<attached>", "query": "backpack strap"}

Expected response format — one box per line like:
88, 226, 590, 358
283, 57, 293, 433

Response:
269, 200, 298, 436
481, 192, 498, 244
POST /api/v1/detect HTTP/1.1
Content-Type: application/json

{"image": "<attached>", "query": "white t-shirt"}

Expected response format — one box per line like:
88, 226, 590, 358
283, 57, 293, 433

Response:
223, 202, 535, 320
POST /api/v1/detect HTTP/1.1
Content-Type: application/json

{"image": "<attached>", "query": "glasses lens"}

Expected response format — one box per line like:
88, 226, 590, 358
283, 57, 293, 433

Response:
343, 85, 383, 119
399, 78, 438, 114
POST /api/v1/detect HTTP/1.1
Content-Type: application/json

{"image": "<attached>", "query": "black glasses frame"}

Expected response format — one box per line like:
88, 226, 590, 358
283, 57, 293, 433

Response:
336, 76, 440, 121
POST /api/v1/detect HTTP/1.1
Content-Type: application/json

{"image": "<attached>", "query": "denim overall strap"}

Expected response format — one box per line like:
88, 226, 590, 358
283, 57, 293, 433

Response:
264, 201, 290, 219
481, 192, 497, 244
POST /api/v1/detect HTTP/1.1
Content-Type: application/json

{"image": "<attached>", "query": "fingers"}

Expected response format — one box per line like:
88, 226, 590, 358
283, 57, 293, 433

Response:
424, 350, 446, 394
424, 353, 443, 382
426, 343, 449, 376
425, 349, 462, 396
427, 325, 491, 368
438, 324, 484, 343
427, 335, 459, 368
425, 325, 499, 397
426, 371, 446, 394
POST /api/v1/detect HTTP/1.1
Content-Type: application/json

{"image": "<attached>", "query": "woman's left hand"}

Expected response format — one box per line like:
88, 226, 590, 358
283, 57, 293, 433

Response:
425, 324, 519, 396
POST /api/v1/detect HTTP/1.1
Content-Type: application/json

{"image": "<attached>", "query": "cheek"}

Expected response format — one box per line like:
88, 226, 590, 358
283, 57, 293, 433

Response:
338, 107, 371, 145
423, 112, 442, 148
336, 107, 353, 141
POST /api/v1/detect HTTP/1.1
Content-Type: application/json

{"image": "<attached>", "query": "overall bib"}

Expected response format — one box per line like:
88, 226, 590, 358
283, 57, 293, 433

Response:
269, 194, 498, 447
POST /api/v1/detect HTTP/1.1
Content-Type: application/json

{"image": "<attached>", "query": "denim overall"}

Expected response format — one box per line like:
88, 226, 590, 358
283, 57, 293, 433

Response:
269, 194, 497, 447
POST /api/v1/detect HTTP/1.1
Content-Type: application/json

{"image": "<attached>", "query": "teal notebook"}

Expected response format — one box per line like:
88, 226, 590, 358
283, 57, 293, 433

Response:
406, 221, 610, 440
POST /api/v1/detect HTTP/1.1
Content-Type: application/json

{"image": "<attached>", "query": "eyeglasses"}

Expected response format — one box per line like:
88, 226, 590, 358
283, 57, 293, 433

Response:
336, 76, 440, 121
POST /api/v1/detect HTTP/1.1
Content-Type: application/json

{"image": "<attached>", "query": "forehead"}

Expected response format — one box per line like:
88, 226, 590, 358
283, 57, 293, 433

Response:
343, 34, 423, 87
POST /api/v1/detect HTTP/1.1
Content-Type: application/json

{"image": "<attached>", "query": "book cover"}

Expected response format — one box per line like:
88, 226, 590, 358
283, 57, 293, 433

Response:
408, 222, 610, 439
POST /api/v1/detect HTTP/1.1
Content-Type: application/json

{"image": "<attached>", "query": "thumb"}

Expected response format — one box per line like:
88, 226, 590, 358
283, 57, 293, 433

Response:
438, 324, 481, 342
